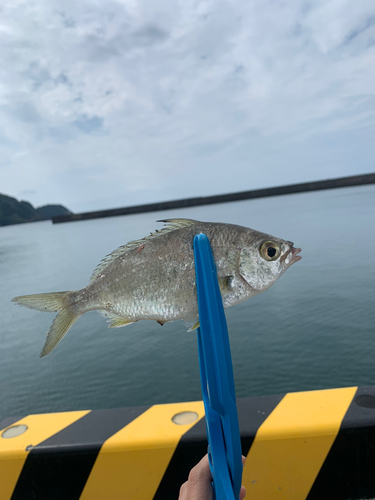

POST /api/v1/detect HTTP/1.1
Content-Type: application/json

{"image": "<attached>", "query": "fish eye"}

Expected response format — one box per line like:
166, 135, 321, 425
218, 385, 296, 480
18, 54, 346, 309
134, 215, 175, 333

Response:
260, 241, 280, 261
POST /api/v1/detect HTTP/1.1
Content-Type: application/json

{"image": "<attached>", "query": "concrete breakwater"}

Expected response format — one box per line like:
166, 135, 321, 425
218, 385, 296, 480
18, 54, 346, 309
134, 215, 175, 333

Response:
52, 172, 375, 224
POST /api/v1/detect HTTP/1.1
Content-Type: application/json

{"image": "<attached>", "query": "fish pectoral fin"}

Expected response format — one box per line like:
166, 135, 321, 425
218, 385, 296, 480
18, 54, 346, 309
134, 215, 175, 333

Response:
108, 316, 134, 328
218, 276, 233, 293
187, 321, 200, 332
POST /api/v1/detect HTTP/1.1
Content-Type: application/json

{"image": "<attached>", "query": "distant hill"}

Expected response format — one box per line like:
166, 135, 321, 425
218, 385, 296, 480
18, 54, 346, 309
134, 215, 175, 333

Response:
36, 204, 72, 219
0, 193, 72, 226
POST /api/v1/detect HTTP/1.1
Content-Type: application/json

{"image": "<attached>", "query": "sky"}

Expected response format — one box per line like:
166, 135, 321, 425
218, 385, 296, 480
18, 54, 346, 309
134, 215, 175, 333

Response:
0, 0, 374, 213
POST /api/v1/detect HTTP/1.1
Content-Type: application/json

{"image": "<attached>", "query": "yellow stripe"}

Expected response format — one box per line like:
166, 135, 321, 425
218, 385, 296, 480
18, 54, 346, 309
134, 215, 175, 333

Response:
0, 410, 89, 500
80, 401, 205, 500
242, 387, 357, 499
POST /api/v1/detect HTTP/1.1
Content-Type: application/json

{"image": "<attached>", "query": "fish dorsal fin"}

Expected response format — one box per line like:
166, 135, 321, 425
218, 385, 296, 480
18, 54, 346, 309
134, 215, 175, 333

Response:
90, 218, 199, 282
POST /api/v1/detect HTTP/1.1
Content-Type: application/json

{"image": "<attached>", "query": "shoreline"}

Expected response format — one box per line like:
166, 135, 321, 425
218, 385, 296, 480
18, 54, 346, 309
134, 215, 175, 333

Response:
52, 172, 375, 224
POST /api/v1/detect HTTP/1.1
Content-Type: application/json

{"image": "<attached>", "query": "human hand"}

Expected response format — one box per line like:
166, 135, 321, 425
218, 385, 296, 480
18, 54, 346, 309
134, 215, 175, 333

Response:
178, 454, 247, 500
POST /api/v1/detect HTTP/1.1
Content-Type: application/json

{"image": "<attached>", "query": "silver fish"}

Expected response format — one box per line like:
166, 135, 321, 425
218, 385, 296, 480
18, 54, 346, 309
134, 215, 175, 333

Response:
12, 219, 301, 357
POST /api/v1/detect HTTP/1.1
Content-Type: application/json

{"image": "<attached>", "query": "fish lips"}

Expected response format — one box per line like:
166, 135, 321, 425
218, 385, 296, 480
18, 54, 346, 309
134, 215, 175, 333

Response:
280, 245, 302, 265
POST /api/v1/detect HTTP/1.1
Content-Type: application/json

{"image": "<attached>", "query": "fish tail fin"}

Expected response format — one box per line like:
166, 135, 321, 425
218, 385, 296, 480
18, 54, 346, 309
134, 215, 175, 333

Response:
11, 291, 71, 312
39, 306, 81, 357
12, 291, 81, 357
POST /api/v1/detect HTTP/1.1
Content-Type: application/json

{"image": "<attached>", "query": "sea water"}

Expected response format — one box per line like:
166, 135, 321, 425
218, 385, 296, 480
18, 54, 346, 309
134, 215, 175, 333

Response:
0, 185, 374, 420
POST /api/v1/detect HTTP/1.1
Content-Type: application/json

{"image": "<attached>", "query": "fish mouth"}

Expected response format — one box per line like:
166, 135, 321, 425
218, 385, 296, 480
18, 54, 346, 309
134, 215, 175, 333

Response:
291, 247, 302, 263
281, 245, 302, 265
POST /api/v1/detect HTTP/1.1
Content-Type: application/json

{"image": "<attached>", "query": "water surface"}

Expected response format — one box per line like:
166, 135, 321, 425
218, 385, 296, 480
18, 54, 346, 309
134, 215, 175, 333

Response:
1, 185, 374, 419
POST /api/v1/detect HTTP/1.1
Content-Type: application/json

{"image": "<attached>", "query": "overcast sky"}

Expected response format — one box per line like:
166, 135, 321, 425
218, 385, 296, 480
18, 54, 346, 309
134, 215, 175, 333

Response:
0, 0, 374, 213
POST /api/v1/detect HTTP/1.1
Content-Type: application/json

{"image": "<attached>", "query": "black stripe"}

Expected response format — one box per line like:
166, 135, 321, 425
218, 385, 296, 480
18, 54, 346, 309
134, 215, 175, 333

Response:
153, 394, 284, 500
307, 386, 375, 500
0, 416, 25, 432
11, 405, 149, 500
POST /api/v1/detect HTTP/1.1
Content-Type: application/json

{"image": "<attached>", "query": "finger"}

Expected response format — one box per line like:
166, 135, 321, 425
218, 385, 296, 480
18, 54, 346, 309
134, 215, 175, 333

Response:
185, 455, 213, 500
240, 485, 247, 499
196, 454, 212, 476
178, 481, 188, 500
239, 455, 247, 498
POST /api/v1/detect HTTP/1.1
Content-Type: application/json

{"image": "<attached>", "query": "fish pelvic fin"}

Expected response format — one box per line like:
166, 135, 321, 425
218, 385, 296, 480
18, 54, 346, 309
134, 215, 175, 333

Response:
12, 291, 71, 312
40, 306, 81, 357
187, 321, 200, 332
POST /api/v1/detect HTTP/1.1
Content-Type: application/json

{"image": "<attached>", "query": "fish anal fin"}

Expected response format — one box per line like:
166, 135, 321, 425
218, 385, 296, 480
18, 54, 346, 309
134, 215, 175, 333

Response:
108, 316, 134, 328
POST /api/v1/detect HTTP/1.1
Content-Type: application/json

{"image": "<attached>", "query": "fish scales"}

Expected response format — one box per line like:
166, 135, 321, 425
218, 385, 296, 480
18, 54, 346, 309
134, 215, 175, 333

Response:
87, 221, 248, 323
12, 219, 301, 356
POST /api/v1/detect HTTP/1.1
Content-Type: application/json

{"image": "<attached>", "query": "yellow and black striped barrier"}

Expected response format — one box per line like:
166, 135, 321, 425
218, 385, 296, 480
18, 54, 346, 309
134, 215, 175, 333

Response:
1, 386, 375, 499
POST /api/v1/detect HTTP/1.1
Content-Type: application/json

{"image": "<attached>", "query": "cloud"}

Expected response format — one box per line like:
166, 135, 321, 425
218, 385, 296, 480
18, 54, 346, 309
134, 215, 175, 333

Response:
74, 115, 103, 134
0, 0, 374, 212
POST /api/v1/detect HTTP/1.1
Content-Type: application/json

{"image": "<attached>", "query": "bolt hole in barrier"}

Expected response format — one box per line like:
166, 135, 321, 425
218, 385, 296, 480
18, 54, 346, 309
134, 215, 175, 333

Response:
172, 412, 199, 425
193, 234, 243, 500
1, 425, 28, 439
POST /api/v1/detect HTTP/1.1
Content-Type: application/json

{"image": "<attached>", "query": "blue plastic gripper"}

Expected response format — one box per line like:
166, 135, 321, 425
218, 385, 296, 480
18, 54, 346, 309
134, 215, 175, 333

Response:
193, 233, 243, 500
